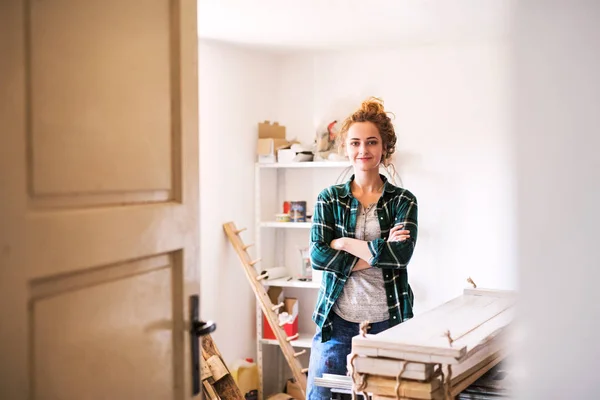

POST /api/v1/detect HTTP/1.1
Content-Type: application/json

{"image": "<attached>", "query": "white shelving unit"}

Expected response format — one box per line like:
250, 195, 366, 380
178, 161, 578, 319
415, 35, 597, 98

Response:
261, 277, 320, 289
254, 160, 350, 399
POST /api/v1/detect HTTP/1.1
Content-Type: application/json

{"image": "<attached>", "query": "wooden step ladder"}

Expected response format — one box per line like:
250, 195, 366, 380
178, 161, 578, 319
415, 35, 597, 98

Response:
223, 221, 308, 400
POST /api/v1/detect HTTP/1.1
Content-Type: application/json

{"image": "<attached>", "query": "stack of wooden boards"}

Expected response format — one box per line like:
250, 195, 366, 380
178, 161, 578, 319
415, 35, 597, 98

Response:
349, 288, 515, 400
201, 334, 245, 400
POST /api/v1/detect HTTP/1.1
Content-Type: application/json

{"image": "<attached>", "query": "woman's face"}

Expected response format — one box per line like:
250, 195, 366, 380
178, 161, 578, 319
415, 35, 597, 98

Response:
345, 121, 384, 172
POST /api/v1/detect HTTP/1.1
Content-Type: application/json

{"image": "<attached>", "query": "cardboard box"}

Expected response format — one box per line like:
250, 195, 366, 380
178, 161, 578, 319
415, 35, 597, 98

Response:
277, 148, 296, 164
266, 286, 283, 306
257, 121, 291, 163
263, 297, 298, 340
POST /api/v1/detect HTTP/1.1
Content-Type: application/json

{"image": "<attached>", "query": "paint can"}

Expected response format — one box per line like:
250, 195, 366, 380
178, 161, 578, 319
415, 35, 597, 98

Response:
289, 201, 307, 222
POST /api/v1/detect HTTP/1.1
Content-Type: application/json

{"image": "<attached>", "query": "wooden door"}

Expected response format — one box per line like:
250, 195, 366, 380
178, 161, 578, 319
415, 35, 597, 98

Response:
0, 0, 201, 399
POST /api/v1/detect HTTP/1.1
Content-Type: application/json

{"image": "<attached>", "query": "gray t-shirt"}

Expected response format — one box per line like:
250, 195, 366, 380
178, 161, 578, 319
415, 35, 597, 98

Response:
332, 203, 389, 323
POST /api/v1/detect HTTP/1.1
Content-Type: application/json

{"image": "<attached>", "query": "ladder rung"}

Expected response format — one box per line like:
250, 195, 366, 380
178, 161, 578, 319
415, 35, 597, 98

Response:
235, 227, 247, 234
286, 333, 299, 342
294, 350, 307, 357
301, 368, 309, 374
256, 273, 268, 281
271, 302, 284, 311
249, 258, 261, 266
243, 243, 254, 251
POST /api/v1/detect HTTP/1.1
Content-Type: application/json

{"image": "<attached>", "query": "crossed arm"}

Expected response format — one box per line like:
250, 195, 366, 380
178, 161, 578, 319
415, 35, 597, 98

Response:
330, 225, 411, 271
310, 193, 418, 277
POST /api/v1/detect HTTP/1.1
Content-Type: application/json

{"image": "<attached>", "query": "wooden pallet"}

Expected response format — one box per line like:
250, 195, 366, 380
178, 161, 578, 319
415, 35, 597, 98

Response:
201, 333, 245, 400
223, 222, 308, 400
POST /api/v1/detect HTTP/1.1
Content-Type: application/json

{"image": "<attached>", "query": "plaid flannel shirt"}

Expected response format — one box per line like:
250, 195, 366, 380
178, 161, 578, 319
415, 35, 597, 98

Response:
310, 174, 418, 343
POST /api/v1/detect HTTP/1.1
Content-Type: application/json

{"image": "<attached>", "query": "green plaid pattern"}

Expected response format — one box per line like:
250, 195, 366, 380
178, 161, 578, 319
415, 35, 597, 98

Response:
310, 174, 418, 342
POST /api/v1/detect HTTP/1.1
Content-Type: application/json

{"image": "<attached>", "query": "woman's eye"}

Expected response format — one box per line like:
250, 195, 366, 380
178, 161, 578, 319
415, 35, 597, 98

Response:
368, 141, 378, 145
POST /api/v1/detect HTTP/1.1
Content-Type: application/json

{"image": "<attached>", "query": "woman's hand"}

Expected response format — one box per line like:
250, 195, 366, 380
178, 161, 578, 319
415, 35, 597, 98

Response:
388, 224, 411, 242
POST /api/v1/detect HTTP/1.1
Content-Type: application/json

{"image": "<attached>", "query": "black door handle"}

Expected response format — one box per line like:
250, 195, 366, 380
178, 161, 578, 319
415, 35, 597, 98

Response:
192, 319, 217, 336
189, 294, 217, 396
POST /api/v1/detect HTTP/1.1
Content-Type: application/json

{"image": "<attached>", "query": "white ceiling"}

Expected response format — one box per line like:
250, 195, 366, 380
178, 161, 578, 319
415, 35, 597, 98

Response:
198, 0, 511, 51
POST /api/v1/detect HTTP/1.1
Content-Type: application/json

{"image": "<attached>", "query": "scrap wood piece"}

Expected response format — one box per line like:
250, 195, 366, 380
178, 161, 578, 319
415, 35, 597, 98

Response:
202, 333, 244, 400
203, 380, 221, 400
201, 357, 213, 381
223, 221, 307, 400
206, 354, 229, 382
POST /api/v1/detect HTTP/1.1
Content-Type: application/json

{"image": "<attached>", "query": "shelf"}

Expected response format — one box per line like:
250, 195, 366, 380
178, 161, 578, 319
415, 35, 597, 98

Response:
260, 332, 313, 348
260, 222, 311, 229
257, 161, 351, 169
263, 277, 320, 289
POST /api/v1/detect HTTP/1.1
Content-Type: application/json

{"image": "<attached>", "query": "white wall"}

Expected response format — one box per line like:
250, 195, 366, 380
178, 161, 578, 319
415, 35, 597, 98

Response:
203, 2, 600, 396
198, 40, 280, 364
277, 41, 516, 313
200, 36, 517, 367
511, 1, 600, 398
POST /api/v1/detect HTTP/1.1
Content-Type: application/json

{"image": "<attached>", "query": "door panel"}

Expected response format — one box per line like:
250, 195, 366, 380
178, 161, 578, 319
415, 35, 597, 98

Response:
28, 0, 173, 197
32, 254, 177, 400
0, 0, 200, 399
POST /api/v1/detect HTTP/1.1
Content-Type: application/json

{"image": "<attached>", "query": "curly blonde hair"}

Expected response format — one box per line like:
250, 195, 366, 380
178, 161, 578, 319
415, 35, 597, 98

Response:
337, 97, 397, 166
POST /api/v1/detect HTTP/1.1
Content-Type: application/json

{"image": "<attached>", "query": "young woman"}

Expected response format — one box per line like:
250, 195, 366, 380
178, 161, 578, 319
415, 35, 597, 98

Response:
306, 97, 418, 400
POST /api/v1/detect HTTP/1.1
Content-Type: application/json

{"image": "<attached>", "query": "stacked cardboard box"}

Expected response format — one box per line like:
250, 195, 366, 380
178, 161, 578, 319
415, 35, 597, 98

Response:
256, 121, 292, 163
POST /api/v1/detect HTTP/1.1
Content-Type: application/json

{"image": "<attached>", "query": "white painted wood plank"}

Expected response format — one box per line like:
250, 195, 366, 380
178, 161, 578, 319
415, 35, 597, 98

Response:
452, 344, 505, 381
352, 292, 514, 360
451, 307, 514, 353
463, 288, 517, 298
352, 295, 469, 349
350, 355, 434, 380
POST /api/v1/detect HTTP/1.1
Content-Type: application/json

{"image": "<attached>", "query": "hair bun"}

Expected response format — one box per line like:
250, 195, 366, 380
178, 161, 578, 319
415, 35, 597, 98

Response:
359, 96, 386, 115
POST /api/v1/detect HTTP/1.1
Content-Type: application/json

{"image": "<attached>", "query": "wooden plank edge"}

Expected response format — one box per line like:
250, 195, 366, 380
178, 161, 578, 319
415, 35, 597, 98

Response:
450, 353, 505, 397
352, 334, 466, 359
463, 288, 517, 298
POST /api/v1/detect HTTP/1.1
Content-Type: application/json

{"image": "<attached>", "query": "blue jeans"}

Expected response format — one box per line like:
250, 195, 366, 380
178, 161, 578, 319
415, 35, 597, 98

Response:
306, 312, 391, 400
